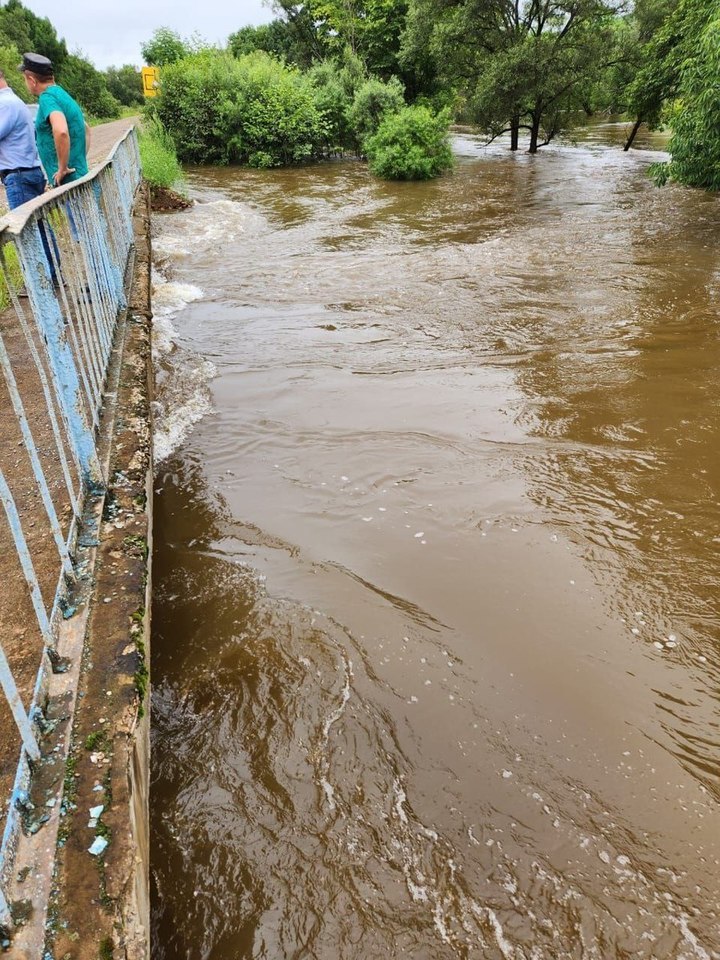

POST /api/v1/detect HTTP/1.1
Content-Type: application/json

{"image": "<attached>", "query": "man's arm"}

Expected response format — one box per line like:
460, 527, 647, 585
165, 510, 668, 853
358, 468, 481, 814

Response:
85, 122, 91, 154
48, 110, 75, 185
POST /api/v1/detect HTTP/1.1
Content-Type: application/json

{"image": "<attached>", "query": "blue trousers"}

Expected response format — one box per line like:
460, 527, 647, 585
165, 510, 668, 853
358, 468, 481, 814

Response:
3, 167, 58, 282
3, 166, 45, 209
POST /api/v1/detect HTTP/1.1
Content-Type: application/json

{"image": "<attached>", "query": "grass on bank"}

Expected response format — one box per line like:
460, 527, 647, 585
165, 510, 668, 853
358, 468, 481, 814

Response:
88, 105, 140, 127
138, 118, 186, 194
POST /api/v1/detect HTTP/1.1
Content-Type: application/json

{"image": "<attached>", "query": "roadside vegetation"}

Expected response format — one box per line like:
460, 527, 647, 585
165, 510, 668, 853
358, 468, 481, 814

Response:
138, 118, 184, 191
137, 119, 190, 211
0, 244, 24, 311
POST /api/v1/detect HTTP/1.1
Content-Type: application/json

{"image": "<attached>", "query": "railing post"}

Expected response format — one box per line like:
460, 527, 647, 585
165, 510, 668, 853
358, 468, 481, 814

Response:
92, 180, 125, 307
0, 470, 54, 652
0, 641, 41, 764
0, 884, 11, 932
0, 331, 75, 577
15, 222, 103, 487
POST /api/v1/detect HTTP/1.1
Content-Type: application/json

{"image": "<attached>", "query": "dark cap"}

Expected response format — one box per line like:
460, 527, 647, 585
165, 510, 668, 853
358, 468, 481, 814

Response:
18, 53, 54, 76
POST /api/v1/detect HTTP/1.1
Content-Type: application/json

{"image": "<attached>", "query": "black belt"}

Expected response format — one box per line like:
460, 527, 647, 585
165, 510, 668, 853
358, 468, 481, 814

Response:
0, 166, 40, 181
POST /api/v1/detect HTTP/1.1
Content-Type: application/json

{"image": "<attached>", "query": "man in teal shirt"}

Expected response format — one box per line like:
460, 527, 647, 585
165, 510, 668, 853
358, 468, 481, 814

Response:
19, 52, 90, 187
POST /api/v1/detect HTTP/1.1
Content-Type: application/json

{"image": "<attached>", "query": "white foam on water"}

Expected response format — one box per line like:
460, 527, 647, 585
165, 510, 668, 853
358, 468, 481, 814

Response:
153, 234, 193, 258
151, 267, 215, 463
674, 916, 713, 960
393, 779, 409, 825
317, 653, 353, 812
151, 271, 203, 353
192, 199, 251, 244
154, 199, 254, 257
153, 358, 216, 463
152, 313, 179, 358
486, 907, 515, 959
403, 867, 429, 904
432, 900, 452, 944
319, 777, 336, 812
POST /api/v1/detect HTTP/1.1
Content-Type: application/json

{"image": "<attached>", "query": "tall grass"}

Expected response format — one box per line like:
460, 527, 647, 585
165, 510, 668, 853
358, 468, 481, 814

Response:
138, 119, 185, 192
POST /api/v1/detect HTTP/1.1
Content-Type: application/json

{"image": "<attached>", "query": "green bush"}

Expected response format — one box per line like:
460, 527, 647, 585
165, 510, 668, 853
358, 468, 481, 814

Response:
155, 50, 327, 167
0, 243, 25, 311
308, 60, 354, 152
347, 76, 405, 148
138, 119, 184, 190
657, 11, 720, 190
364, 105, 454, 180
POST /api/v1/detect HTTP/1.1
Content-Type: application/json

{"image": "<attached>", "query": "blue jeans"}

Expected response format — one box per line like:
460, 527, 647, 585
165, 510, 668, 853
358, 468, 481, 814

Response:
3, 166, 46, 209
3, 167, 58, 282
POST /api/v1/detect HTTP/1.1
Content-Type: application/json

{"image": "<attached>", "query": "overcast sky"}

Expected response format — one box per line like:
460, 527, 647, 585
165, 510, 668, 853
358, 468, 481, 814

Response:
24, 0, 274, 69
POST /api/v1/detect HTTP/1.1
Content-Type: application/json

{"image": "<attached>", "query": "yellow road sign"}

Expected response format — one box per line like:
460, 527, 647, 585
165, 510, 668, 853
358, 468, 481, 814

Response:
142, 66, 160, 98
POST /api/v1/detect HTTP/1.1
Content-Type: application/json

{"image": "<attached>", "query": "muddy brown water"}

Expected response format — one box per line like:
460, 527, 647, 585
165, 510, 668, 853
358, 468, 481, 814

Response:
150, 123, 720, 960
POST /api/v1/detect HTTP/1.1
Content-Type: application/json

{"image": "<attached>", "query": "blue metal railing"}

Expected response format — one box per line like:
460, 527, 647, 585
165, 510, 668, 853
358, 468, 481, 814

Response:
0, 126, 141, 929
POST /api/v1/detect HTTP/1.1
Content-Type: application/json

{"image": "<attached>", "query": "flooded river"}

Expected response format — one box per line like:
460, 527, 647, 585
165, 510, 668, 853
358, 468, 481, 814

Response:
150, 124, 720, 959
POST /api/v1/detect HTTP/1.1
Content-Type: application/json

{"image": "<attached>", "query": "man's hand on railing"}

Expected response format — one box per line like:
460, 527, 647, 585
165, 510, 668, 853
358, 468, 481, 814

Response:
52, 166, 76, 186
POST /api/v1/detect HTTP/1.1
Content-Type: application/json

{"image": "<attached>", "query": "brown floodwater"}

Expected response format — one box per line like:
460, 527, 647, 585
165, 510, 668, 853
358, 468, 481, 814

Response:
150, 123, 720, 960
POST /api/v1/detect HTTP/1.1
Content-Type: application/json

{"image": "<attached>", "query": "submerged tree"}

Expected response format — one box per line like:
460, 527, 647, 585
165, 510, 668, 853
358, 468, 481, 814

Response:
402, 0, 625, 151
365, 103, 453, 178
614, 0, 681, 149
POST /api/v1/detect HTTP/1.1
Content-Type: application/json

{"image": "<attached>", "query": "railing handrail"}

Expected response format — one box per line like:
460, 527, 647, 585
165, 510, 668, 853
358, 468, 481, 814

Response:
0, 122, 138, 237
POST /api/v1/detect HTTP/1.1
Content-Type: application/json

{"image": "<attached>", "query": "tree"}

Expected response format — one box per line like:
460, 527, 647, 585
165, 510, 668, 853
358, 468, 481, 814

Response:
651, 0, 720, 189
105, 64, 143, 107
0, 39, 31, 100
619, 0, 696, 150
263, 2, 330, 67
270, 0, 411, 79
580, 0, 680, 149
60, 53, 120, 118
308, 58, 355, 152
228, 21, 306, 64
402, 0, 624, 152
141, 27, 191, 66
0, 0, 68, 73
